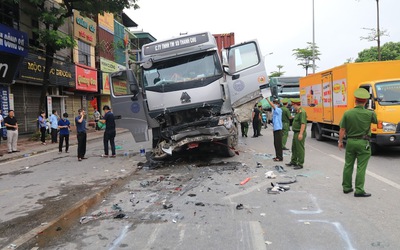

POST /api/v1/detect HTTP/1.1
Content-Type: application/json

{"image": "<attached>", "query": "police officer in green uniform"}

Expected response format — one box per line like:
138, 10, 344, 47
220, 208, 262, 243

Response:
286, 99, 307, 169
281, 98, 291, 150
338, 88, 377, 197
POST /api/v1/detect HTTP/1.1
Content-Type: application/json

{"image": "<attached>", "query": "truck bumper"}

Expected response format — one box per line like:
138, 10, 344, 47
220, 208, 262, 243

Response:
373, 133, 400, 146
162, 126, 231, 155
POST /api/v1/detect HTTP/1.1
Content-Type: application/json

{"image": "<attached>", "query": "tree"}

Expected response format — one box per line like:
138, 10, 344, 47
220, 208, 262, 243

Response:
7, 0, 139, 113
292, 42, 321, 75
269, 65, 285, 77
356, 0, 384, 60
355, 42, 400, 62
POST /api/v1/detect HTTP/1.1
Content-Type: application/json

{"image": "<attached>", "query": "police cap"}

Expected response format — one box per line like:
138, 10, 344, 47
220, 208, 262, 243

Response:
354, 88, 369, 99
282, 98, 289, 104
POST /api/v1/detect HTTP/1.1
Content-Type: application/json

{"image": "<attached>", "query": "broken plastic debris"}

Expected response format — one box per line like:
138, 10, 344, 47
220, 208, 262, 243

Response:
240, 177, 251, 185
195, 202, 205, 206
114, 213, 126, 219
140, 181, 150, 187
163, 204, 173, 209
172, 219, 177, 223
304, 221, 311, 225
256, 162, 263, 168
260, 213, 266, 217
265, 241, 272, 245
236, 204, 244, 210
8, 244, 17, 249
188, 193, 196, 197
274, 165, 286, 172
265, 171, 277, 179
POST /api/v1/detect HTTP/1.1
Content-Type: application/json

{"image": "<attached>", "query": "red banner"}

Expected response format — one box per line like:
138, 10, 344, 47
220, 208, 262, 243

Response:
75, 64, 98, 92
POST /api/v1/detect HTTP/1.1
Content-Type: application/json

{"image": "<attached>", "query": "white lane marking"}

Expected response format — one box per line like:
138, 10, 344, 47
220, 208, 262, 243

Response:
109, 224, 132, 250
290, 194, 323, 214
308, 143, 400, 191
298, 220, 355, 250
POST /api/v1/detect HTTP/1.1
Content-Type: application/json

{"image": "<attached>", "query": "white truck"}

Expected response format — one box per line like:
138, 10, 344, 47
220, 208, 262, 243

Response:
109, 32, 267, 159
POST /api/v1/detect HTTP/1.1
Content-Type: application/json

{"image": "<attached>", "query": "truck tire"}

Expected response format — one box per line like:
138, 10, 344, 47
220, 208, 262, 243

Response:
220, 138, 236, 157
221, 123, 238, 157
314, 124, 325, 141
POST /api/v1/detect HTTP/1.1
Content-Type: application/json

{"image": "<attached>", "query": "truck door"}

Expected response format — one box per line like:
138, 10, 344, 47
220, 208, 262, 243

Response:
321, 72, 333, 122
225, 40, 267, 107
109, 70, 149, 142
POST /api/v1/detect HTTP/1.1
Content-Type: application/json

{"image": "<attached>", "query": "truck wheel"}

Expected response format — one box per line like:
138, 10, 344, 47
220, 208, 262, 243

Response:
220, 138, 236, 157
221, 124, 238, 157
314, 124, 325, 141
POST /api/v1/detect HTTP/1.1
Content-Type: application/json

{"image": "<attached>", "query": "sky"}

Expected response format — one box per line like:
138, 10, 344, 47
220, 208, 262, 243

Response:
125, 0, 400, 77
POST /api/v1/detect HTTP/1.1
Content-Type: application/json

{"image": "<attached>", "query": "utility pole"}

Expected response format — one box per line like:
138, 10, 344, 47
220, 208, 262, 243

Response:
376, 0, 381, 61
312, 0, 316, 73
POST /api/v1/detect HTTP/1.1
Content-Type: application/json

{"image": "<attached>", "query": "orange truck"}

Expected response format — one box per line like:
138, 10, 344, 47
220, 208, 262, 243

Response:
299, 60, 400, 154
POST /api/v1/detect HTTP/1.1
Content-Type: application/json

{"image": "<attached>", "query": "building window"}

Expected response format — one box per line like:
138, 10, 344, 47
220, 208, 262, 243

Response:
0, 1, 19, 28
78, 40, 91, 67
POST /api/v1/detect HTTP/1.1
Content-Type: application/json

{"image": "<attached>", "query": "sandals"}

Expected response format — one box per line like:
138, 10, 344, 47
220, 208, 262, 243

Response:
273, 157, 283, 162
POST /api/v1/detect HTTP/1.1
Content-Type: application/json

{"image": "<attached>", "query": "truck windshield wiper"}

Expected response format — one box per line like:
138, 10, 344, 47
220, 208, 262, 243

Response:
381, 100, 400, 103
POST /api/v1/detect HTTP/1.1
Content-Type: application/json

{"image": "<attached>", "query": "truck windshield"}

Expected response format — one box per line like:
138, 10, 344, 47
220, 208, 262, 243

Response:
143, 51, 223, 91
375, 80, 400, 105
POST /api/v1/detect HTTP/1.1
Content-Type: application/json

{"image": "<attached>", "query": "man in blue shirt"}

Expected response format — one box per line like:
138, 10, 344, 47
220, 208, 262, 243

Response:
58, 112, 70, 153
75, 109, 87, 161
99, 105, 116, 157
50, 110, 59, 143
267, 97, 283, 161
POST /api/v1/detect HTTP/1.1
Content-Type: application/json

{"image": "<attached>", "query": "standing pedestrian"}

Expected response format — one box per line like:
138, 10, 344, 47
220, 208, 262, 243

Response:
252, 103, 261, 138
38, 111, 47, 145
75, 109, 87, 161
4, 110, 19, 153
93, 109, 101, 131
100, 105, 116, 158
267, 97, 283, 161
240, 121, 249, 137
58, 112, 70, 153
338, 88, 377, 197
281, 98, 291, 150
285, 99, 307, 169
50, 110, 59, 143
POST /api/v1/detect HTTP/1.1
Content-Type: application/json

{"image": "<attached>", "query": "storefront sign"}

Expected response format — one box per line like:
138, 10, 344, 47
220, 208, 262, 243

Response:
100, 57, 125, 95
75, 64, 98, 92
73, 11, 97, 46
0, 24, 28, 84
98, 12, 114, 35
0, 52, 22, 84
0, 23, 28, 57
18, 52, 75, 86
0, 86, 9, 138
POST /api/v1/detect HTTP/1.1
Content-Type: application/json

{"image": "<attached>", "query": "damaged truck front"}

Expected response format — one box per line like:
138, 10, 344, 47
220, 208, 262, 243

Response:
109, 32, 267, 159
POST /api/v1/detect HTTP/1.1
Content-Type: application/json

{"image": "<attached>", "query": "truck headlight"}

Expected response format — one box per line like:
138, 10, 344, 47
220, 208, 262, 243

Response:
382, 122, 396, 132
218, 116, 233, 129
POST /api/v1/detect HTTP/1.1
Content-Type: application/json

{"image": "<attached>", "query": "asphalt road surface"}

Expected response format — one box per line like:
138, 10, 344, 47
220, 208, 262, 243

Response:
4, 124, 397, 250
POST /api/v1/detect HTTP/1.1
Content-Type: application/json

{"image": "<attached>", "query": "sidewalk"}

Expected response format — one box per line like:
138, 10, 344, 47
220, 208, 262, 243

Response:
0, 127, 128, 163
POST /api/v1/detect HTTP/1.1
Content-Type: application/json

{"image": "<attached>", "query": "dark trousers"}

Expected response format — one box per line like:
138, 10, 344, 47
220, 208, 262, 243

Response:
95, 119, 99, 130
240, 122, 248, 137
40, 127, 46, 143
273, 130, 283, 160
252, 119, 260, 137
51, 128, 58, 143
103, 131, 116, 156
59, 134, 69, 152
77, 132, 87, 158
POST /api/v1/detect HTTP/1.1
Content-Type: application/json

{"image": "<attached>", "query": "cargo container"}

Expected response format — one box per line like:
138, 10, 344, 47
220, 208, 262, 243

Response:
300, 60, 400, 154
213, 33, 235, 58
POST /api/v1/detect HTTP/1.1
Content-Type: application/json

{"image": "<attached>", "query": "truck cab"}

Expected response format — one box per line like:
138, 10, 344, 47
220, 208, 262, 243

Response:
109, 32, 267, 159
